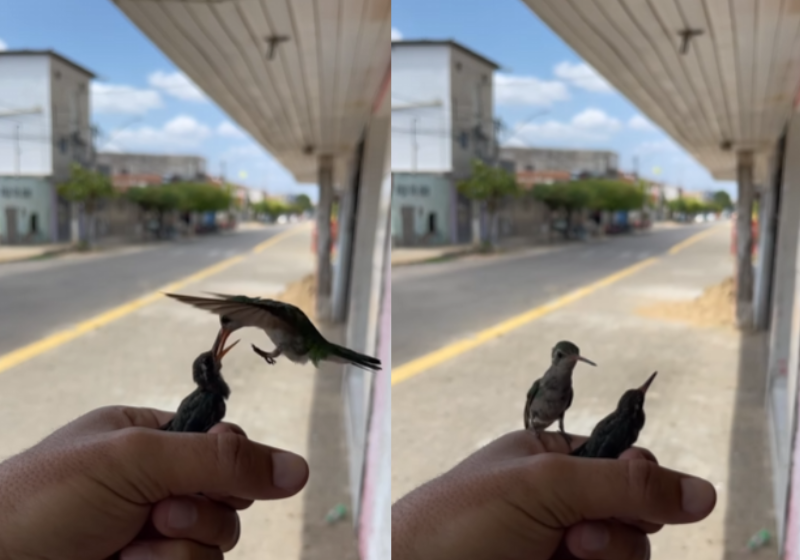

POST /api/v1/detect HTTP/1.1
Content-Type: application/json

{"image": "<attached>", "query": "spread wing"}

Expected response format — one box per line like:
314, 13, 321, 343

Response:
164, 292, 301, 336
524, 379, 540, 429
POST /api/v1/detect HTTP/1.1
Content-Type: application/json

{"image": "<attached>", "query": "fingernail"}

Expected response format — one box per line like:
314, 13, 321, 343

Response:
580, 523, 610, 551
167, 499, 197, 529
272, 451, 308, 490
681, 477, 716, 515
120, 543, 154, 560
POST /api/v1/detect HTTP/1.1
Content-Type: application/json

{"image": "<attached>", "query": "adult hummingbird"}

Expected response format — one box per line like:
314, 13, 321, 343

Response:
524, 341, 596, 445
161, 331, 240, 433
163, 292, 382, 372
571, 371, 658, 459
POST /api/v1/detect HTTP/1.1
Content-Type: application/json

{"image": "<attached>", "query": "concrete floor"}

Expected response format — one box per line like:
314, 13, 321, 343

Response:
0, 223, 358, 559
392, 225, 778, 559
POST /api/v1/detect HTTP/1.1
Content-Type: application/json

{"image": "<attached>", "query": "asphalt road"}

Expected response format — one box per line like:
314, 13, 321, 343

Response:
392, 224, 715, 366
0, 227, 286, 356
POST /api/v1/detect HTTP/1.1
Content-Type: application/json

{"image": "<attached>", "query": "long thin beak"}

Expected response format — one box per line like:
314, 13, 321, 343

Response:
216, 338, 240, 362
577, 355, 597, 367
638, 371, 658, 394
211, 327, 237, 363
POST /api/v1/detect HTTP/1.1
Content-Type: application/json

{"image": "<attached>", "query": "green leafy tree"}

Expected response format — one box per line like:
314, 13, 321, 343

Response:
253, 198, 293, 219
457, 159, 520, 247
293, 194, 313, 213
57, 163, 115, 247
175, 183, 234, 213
125, 185, 183, 237
712, 190, 733, 211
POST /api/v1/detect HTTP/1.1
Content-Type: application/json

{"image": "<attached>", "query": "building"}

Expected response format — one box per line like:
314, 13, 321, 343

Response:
518, 2, 800, 556
111, 173, 163, 190
95, 152, 206, 182
391, 40, 500, 246
0, 50, 95, 244
500, 146, 619, 177
515, 169, 573, 189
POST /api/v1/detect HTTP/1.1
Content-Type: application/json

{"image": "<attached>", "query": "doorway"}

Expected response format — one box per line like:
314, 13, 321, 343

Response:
401, 206, 415, 246
428, 212, 437, 235
4, 207, 19, 245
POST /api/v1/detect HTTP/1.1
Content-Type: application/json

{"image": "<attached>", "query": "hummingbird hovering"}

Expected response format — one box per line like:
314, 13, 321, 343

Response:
163, 292, 382, 372
571, 371, 658, 459
161, 331, 240, 433
524, 341, 596, 446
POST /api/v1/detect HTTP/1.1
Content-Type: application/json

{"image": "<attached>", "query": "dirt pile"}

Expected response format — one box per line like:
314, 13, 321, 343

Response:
637, 276, 736, 329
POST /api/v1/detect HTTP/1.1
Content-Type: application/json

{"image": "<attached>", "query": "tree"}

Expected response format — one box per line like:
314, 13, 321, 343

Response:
293, 194, 313, 213
712, 190, 733, 211
125, 185, 182, 238
176, 183, 234, 213
458, 159, 520, 247
253, 198, 292, 219
57, 163, 115, 247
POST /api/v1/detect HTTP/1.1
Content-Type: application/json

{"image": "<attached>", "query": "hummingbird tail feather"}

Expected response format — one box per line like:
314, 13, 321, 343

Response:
328, 344, 382, 371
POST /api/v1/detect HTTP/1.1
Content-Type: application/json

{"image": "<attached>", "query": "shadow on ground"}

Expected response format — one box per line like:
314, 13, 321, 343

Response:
299, 325, 359, 560
723, 331, 778, 559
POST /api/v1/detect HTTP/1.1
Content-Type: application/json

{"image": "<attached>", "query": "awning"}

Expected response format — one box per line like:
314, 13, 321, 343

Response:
113, 0, 391, 186
521, 0, 800, 183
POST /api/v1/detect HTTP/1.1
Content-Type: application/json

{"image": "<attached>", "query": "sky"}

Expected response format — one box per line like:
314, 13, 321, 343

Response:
0, 0, 316, 198
392, 0, 736, 196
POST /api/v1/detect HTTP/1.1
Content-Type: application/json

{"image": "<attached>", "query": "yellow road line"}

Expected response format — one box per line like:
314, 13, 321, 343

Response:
667, 225, 723, 255
392, 224, 725, 386
0, 226, 305, 375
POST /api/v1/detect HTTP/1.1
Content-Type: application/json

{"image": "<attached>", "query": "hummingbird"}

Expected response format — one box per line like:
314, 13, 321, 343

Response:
161, 331, 240, 433
163, 292, 382, 372
571, 371, 658, 459
524, 341, 596, 446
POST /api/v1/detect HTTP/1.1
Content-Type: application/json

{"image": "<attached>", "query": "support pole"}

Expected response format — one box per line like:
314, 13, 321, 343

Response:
736, 150, 755, 329
316, 154, 334, 321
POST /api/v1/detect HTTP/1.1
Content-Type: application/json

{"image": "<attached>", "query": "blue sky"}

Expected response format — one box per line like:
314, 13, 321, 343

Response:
392, 0, 736, 196
0, 0, 316, 197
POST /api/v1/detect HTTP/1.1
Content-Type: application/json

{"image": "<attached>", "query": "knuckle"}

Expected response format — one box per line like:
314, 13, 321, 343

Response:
625, 458, 659, 503
213, 432, 247, 478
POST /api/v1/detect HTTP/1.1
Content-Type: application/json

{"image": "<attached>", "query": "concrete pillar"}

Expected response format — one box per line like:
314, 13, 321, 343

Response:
735, 150, 755, 329
755, 139, 784, 330
332, 146, 363, 324
316, 154, 335, 321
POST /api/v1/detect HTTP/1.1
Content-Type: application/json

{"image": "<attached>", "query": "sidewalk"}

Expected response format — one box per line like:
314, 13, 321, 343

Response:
391, 244, 473, 266
0, 243, 71, 264
0, 225, 357, 559
392, 226, 776, 559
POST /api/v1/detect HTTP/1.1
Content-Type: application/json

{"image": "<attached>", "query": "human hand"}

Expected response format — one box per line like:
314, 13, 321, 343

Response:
392, 430, 716, 560
0, 406, 309, 560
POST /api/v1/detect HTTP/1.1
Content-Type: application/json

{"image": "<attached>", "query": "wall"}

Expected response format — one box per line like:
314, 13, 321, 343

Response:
0, 55, 52, 176
95, 152, 207, 179
0, 176, 54, 242
50, 56, 93, 182
450, 46, 496, 178
500, 147, 619, 175
391, 173, 452, 246
391, 45, 451, 173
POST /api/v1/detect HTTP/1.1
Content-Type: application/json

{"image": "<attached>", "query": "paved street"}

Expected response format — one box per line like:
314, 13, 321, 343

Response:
392, 223, 777, 559
0, 227, 287, 356
0, 222, 358, 560
393, 224, 712, 366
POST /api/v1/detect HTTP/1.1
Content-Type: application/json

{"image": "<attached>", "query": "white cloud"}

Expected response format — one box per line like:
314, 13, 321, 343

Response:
391, 27, 403, 41
222, 143, 265, 161
0, 38, 7, 51
553, 61, 613, 93
633, 139, 679, 155
217, 120, 246, 138
148, 71, 206, 102
100, 115, 211, 151
494, 74, 570, 107
504, 108, 622, 146
91, 83, 163, 114
628, 114, 657, 131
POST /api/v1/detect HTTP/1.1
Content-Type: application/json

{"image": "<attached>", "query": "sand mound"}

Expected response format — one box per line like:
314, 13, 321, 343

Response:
637, 276, 736, 329
277, 273, 317, 320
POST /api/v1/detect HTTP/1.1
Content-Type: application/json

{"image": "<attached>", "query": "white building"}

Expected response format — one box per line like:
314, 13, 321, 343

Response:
391, 40, 500, 246
0, 50, 95, 244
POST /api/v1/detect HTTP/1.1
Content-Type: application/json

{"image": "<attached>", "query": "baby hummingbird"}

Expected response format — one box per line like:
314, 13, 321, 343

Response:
524, 340, 596, 446
571, 371, 658, 459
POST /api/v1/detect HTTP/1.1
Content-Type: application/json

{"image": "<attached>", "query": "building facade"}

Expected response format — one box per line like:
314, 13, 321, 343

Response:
0, 50, 95, 244
391, 40, 499, 246
500, 146, 619, 177
96, 152, 206, 182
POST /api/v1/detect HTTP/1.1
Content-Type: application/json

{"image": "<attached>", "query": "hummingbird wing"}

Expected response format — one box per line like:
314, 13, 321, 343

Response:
524, 379, 541, 430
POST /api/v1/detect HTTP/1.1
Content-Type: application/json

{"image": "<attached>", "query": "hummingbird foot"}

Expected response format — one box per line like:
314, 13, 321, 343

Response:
558, 416, 572, 448
251, 344, 280, 365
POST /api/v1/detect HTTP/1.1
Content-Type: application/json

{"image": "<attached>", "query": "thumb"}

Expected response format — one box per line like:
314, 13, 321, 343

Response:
511, 453, 716, 527
111, 428, 309, 503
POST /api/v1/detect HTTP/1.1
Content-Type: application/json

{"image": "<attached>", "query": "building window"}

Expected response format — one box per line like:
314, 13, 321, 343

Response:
460, 131, 469, 149
420, 186, 430, 196
59, 138, 68, 154
455, 61, 462, 71
525, 164, 534, 171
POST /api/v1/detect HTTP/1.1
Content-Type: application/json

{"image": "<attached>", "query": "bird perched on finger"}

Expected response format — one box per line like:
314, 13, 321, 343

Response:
571, 371, 657, 459
524, 340, 596, 446
161, 331, 240, 433
164, 292, 382, 372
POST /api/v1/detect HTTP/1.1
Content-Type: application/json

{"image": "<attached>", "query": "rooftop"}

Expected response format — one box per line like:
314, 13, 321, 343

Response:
391, 39, 500, 70
0, 50, 96, 78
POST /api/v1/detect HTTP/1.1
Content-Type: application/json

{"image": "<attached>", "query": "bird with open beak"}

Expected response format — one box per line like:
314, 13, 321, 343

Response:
524, 340, 597, 446
571, 371, 658, 459
160, 330, 240, 433
164, 292, 382, 372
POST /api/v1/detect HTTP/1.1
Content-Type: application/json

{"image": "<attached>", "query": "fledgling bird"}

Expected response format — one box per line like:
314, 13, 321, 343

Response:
571, 371, 658, 459
161, 332, 240, 433
524, 340, 596, 446
163, 292, 382, 372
